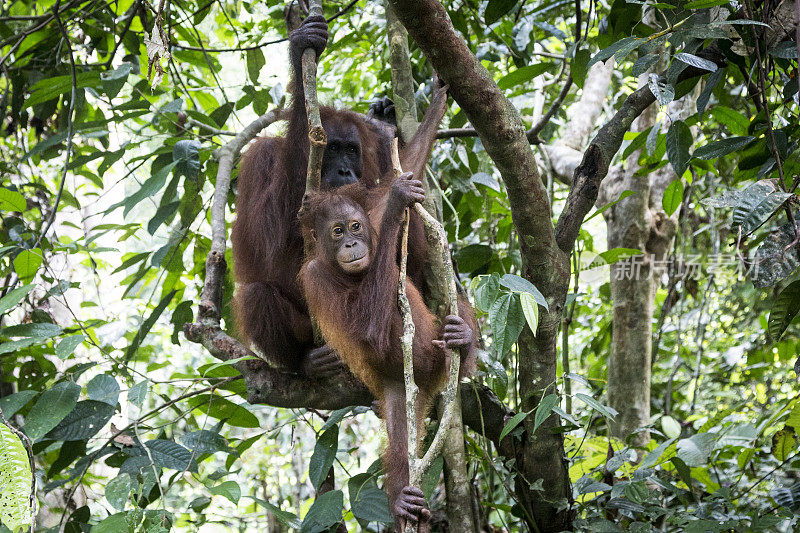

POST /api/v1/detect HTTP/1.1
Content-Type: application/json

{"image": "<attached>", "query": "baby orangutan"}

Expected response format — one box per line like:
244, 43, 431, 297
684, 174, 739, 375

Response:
299, 173, 476, 531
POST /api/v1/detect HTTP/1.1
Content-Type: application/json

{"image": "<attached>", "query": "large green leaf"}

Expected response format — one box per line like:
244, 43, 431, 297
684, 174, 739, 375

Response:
22, 381, 80, 442
348, 473, 392, 524
308, 425, 338, 491
45, 400, 115, 441
87, 374, 120, 406
0, 391, 37, 418
693, 136, 754, 160
499, 274, 549, 310
497, 64, 553, 90
209, 480, 241, 504
300, 490, 343, 533
484, 0, 519, 24
12, 249, 42, 281
145, 439, 198, 472
0, 423, 33, 533
251, 498, 302, 529
0, 285, 34, 316
0, 188, 26, 212
181, 430, 232, 455
732, 180, 792, 236
188, 394, 260, 428
662, 179, 684, 216
768, 280, 800, 341
666, 120, 692, 176
751, 221, 800, 288
489, 293, 525, 357
173, 140, 201, 179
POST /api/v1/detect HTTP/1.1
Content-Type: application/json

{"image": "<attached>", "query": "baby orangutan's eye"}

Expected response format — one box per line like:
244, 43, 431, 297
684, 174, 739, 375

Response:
351, 221, 361, 232
332, 226, 344, 237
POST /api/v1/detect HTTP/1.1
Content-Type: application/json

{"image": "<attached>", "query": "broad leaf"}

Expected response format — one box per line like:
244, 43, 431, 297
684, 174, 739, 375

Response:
662, 179, 684, 216
768, 280, 800, 341
308, 425, 338, 491
300, 490, 343, 533
732, 180, 792, 236
22, 381, 81, 442
45, 400, 115, 441
666, 120, 692, 176
0, 423, 33, 533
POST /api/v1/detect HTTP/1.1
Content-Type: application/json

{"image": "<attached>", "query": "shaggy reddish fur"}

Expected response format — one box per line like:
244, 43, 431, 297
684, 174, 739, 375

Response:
299, 186, 476, 526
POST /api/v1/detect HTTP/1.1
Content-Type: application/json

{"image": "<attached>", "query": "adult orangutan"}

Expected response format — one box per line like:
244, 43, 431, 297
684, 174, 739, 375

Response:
298, 175, 477, 531
231, 14, 448, 377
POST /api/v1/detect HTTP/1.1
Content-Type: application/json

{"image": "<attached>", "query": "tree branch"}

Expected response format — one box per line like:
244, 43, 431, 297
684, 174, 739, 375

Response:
554, 49, 726, 254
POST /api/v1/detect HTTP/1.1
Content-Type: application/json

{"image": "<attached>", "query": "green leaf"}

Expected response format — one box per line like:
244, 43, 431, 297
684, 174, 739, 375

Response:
572, 48, 591, 89
733, 181, 792, 235
697, 68, 724, 114
2, 322, 62, 339
0, 188, 26, 212
454, 244, 493, 273
172, 140, 201, 180
519, 292, 539, 336
12, 249, 42, 281
87, 374, 121, 406
0, 423, 33, 533
484, 0, 519, 24
124, 289, 177, 362
347, 473, 392, 524
648, 74, 674, 106
308, 425, 338, 491
101, 62, 132, 99
752, 221, 800, 288
662, 179, 684, 216
639, 438, 676, 469
251, 498, 302, 529
55, 334, 85, 359
772, 429, 796, 461
25, 71, 101, 108
575, 393, 617, 420
105, 473, 133, 511
209, 480, 241, 504
181, 430, 232, 454
0, 391, 37, 418
189, 394, 260, 428
684, 0, 729, 8
769, 280, 800, 341
661, 415, 682, 439
45, 400, 115, 441
666, 120, 692, 176
676, 432, 716, 466
470, 172, 501, 192
119, 161, 179, 217
633, 53, 659, 77
589, 37, 639, 68
246, 48, 266, 84
497, 64, 553, 90
128, 380, 149, 408
499, 409, 531, 443
499, 274, 548, 310
693, 136, 754, 160
533, 393, 560, 434
300, 490, 343, 533
0, 285, 34, 316
145, 439, 198, 472
22, 381, 80, 442
674, 52, 717, 71
489, 293, 524, 357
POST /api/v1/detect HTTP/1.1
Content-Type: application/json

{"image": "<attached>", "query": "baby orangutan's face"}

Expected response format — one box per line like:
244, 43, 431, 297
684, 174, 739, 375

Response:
316, 201, 373, 275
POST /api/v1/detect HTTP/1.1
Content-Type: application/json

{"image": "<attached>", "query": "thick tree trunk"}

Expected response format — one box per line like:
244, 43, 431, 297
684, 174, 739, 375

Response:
601, 74, 693, 446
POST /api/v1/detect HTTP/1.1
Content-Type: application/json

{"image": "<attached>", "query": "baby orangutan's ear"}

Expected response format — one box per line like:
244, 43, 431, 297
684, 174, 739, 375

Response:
310, 229, 317, 242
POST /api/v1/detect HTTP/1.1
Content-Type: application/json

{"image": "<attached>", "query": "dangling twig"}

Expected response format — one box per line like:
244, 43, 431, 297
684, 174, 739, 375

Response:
393, 139, 463, 533
302, 0, 327, 193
